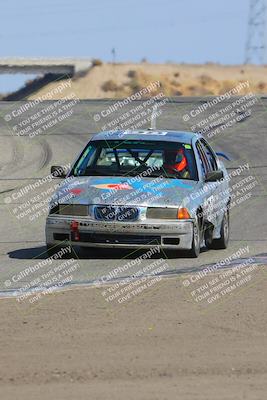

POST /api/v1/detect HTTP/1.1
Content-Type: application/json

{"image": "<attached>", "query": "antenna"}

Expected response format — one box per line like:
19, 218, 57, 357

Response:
150, 104, 157, 130
245, 0, 267, 64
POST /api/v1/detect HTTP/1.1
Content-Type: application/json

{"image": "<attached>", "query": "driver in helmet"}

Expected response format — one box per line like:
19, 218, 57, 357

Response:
163, 148, 190, 178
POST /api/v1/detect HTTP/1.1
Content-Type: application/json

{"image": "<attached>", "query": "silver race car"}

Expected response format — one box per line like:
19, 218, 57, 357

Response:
46, 130, 230, 257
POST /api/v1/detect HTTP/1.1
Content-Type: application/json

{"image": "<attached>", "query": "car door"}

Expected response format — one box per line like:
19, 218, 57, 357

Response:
201, 138, 229, 222
195, 140, 218, 226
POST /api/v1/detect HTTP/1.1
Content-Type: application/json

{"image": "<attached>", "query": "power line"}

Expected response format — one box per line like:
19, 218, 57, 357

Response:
245, 0, 267, 64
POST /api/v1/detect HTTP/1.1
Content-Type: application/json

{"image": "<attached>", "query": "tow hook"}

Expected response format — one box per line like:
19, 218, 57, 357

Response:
70, 220, 80, 241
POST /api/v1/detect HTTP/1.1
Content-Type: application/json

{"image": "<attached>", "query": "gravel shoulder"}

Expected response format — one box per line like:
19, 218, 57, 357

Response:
0, 274, 266, 400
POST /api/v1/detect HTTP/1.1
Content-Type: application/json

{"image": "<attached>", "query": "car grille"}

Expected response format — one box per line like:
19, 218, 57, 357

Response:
94, 206, 116, 221
117, 207, 139, 221
94, 206, 139, 222
78, 233, 160, 245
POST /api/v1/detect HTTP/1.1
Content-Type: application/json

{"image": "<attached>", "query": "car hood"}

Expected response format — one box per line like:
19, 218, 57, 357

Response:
54, 176, 202, 207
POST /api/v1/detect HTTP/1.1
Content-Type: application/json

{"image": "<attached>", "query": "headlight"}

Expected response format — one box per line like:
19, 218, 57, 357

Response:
146, 207, 191, 219
58, 204, 88, 216
146, 207, 178, 219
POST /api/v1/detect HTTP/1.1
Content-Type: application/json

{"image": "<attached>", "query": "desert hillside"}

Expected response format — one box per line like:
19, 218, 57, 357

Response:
28, 62, 267, 99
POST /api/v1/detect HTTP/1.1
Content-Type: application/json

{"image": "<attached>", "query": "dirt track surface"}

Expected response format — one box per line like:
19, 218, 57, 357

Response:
1, 277, 267, 400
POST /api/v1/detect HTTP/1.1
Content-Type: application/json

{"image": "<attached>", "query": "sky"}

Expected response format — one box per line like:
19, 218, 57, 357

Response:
0, 0, 251, 92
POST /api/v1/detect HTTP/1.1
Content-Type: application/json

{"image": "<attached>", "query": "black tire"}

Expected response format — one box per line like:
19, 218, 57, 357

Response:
78, 246, 92, 257
204, 222, 214, 249
46, 244, 57, 257
211, 210, 230, 249
188, 220, 201, 258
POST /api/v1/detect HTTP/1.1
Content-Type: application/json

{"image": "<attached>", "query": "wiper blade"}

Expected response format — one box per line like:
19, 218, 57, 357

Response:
77, 169, 122, 177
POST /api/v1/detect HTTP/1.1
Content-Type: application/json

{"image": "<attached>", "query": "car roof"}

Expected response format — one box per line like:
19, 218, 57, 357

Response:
91, 130, 202, 144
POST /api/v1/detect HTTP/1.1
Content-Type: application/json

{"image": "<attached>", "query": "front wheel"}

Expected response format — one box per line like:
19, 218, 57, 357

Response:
187, 220, 201, 258
211, 210, 230, 249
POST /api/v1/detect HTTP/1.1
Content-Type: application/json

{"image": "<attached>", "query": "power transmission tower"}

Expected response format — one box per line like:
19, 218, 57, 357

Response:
245, 0, 267, 64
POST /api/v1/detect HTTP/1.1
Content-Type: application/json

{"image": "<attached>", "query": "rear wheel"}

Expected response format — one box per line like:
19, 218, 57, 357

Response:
211, 210, 230, 249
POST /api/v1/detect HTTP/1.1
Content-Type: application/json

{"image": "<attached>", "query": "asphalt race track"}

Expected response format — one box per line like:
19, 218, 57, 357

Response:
0, 97, 267, 296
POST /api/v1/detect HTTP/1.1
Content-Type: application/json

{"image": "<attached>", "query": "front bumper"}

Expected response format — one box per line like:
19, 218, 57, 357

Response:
45, 216, 194, 250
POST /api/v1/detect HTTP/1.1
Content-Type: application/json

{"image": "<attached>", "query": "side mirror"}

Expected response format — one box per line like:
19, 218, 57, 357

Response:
205, 170, 224, 182
51, 165, 67, 178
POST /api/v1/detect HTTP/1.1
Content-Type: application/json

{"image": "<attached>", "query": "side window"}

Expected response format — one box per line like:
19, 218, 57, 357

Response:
201, 139, 218, 171
74, 145, 96, 175
196, 141, 210, 176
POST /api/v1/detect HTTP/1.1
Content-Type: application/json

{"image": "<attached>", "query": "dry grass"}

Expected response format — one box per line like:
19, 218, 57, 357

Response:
27, 63, 267, 100
102, 80, 122, 92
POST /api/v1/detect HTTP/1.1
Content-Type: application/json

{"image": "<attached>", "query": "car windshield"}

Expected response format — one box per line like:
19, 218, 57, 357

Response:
71, 140, 198, 180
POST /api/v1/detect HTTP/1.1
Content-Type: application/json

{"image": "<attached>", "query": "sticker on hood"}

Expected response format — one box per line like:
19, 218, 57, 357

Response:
91, 183, 133, 190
